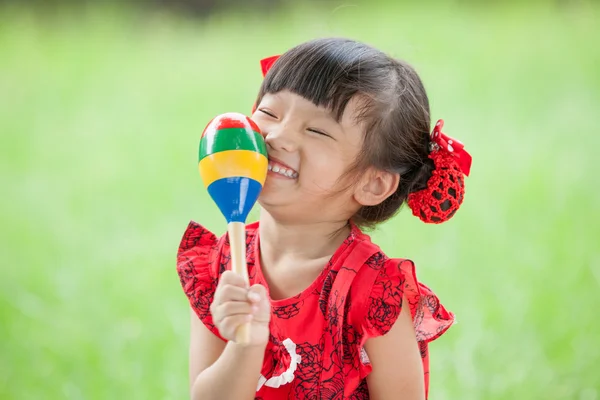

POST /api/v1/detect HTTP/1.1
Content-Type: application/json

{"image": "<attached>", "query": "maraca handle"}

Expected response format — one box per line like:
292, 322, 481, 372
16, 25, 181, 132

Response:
227, 222, 251, 344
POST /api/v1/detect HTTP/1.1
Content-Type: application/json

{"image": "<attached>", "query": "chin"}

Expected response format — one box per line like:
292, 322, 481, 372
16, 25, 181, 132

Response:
256, 195, 286, 211
257, 183, 293, 204
257, 198, 304, 220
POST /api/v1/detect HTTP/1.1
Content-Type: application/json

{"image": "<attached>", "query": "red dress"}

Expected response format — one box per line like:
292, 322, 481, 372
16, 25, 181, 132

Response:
177, 221, 454, 399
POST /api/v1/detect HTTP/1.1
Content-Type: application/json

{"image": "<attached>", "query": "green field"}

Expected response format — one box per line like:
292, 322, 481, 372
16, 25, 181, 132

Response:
1, 1, 599, 399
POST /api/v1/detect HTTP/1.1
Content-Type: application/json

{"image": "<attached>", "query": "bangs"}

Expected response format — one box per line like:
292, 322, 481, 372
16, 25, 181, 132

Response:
256, 38, 392, 122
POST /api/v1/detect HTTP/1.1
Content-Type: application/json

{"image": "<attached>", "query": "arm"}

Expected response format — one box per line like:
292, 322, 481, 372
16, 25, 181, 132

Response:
364, 296, 425, 400
189, 308, 266, 400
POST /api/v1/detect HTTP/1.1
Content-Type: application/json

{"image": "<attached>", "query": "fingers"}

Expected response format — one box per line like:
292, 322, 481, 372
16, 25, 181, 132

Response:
219, 314, 253, 340
213, 283, 248, 305
212, 271, 249, 307
210, 273, 271, 341
211, 271, 257, 324
211, 301, 255, 324
219, 270, 248, 289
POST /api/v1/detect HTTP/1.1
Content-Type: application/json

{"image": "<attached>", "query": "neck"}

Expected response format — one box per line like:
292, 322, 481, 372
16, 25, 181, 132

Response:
257, 209, 351, 267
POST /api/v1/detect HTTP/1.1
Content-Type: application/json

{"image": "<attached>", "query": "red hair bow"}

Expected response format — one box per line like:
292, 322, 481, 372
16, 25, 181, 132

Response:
431, 119, 472, 176
251, 55, 281, 114
260, 55, 280, 77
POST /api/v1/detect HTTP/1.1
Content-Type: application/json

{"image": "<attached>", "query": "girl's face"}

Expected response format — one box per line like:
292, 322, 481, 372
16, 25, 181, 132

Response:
251, 90, 366, 223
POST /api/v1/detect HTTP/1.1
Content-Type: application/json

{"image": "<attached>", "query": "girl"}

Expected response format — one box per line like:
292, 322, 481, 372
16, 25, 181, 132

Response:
177, 38, 471, 399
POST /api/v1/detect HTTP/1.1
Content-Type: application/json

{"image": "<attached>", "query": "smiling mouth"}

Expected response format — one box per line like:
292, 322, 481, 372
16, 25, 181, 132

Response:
267, 158, 299, 179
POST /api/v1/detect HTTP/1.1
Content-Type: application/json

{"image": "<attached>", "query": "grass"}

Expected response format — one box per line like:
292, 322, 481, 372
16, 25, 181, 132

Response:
0, 1, 599, 399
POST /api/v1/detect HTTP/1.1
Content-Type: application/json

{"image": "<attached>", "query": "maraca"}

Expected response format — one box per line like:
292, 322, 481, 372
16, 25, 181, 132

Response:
198, 112, 268, 343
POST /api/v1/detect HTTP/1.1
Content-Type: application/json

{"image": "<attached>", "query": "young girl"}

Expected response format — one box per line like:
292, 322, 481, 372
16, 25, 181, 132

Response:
177, 37, 472, 399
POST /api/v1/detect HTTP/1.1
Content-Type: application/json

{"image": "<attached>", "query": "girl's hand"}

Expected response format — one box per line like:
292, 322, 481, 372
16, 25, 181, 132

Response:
210, 270, 271, 347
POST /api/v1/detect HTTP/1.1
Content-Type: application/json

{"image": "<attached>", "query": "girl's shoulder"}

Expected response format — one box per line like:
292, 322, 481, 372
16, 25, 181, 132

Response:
347, 229, 455, 344
176, 220, 260, 339
176, 220, 260, 280
177, 220, 219, 284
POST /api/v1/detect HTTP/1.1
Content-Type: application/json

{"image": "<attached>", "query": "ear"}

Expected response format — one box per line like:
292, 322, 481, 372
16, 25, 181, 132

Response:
353, 168, 400, 207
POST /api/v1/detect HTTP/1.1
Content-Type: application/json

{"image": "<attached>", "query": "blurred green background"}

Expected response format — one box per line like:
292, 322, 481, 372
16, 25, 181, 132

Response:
1, 0, 599, 399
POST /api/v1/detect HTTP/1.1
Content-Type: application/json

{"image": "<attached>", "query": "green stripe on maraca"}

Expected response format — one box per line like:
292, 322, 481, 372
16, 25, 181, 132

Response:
199, 128, 267, 162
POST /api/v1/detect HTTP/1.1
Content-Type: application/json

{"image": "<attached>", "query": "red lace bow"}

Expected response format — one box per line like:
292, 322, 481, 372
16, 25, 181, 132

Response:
407, 120, 472, 223
431, 119, 472, 176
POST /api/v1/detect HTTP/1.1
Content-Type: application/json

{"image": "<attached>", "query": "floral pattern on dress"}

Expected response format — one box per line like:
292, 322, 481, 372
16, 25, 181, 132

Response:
177, 221, 455, 399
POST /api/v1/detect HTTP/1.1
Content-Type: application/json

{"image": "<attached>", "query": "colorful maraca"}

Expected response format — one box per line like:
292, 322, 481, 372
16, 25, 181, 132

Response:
198, 112, 268, 343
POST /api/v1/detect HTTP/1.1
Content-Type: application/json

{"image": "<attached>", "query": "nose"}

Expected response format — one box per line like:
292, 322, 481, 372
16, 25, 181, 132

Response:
262, 121, 299, 153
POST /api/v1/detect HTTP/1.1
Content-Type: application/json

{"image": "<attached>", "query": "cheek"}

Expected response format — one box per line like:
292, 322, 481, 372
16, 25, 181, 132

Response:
250, 115, 267, 136
302, 148, 349, 187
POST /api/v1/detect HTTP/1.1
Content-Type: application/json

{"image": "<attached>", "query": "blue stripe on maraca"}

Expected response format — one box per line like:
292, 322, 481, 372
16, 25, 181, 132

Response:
206, 176, 263, 223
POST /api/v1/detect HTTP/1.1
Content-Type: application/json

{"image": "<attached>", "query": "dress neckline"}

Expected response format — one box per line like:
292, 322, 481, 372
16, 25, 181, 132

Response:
250, 222, 359, 307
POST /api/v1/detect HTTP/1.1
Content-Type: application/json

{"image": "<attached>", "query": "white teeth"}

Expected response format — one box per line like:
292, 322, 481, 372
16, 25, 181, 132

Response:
268, 162, 298, 178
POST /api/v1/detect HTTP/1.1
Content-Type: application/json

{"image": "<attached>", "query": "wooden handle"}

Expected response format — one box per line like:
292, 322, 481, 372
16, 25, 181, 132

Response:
227, 221, 251, 344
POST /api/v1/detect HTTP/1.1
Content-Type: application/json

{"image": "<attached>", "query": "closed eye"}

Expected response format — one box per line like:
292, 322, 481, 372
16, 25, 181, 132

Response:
307, 128, 332, 138
259, 109, 277, 118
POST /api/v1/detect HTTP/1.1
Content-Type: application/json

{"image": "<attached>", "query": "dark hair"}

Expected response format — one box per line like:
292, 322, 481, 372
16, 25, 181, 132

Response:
255, 38, 434, 230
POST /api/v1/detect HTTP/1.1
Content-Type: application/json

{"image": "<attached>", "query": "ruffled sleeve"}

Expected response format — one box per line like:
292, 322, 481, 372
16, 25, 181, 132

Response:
176, 221, 224, 340
349, 257, 455, 382
363, 259, 454, 341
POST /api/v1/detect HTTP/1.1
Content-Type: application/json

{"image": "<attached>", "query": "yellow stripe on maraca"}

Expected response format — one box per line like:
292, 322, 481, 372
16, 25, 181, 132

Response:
198, 149, 268, 188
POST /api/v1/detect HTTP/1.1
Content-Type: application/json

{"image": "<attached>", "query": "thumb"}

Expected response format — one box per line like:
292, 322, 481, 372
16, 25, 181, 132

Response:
247, 284, 269, 304
247, 284, 271, 321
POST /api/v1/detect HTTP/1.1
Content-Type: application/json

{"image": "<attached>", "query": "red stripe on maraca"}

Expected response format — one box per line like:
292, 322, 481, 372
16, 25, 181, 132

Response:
246, 117, 260, 133
201, 113, 261, 138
